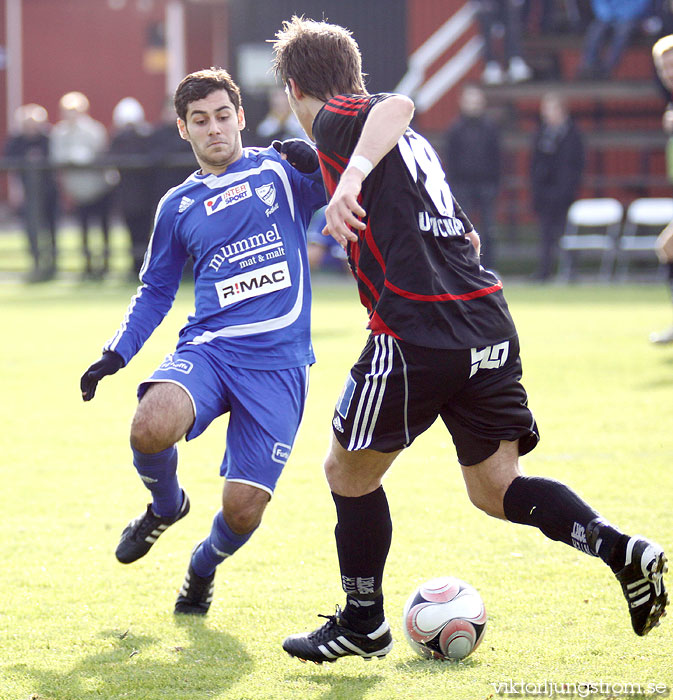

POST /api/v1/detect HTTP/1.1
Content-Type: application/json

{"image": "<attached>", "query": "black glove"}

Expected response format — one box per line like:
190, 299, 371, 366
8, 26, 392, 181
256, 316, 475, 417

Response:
272, 138, 319, 173
80, 350, 124, 402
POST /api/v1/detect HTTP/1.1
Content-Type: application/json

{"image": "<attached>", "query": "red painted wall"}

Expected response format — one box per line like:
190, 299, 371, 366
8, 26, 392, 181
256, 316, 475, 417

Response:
2, 0, 228, 137
20, 0, 169, 127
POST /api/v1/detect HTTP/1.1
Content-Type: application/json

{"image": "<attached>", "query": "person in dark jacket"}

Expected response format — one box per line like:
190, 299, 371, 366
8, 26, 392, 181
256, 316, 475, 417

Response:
445, 84, 501, 270
108, 97, 155, 277
530, 91, 585, 281
3, 103, 60, 281
149, 98, 196, 212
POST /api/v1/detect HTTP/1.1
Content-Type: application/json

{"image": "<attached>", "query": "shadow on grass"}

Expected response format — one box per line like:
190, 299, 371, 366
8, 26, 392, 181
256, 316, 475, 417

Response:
10, 618, 252, 700
282, 655, 480, 700
286, 670, 385, 700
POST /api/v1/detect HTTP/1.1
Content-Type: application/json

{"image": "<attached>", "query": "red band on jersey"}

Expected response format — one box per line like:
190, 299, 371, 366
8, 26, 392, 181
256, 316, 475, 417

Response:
318, 150, 346, 195
368, 311, 401, 338
318, 149, 346, 174
325, 104, 360, 116
325, 95, 370, 117
363, 223, 386, 273
330, 95, 370, 108
319, 159, 338, 195
355, 265, 381, 304
384, 278, 504, 302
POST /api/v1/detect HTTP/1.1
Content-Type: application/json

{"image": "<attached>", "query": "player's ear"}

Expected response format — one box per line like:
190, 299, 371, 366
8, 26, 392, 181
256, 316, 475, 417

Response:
287, 78, 303, 100
176, 117, 189, 141
237, 106, 246, 131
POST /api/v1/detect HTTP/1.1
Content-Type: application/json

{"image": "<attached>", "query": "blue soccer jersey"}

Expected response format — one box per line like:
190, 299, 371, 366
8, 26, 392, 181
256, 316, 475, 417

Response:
105, 145, 326, 370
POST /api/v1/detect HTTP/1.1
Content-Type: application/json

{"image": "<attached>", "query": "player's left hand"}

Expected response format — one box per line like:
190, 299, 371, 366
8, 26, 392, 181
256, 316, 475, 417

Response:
272, 138, 319, 173
80, 350, 124, 402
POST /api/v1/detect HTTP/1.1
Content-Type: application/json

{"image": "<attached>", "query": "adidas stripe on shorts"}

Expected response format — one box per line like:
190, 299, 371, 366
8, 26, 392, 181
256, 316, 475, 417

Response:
332, 333, 539, 466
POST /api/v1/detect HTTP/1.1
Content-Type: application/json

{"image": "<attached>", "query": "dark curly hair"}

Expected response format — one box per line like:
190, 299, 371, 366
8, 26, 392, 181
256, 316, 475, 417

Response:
174, 68, 242, 121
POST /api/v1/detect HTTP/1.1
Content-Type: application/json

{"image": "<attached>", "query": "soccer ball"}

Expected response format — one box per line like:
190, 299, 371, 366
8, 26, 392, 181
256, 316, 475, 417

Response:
403, 576, 487, 661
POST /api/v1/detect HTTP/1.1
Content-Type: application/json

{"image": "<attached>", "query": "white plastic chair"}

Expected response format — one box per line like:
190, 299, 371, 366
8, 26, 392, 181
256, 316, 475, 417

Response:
556, 198, 624, 282
616, 198, 673, 278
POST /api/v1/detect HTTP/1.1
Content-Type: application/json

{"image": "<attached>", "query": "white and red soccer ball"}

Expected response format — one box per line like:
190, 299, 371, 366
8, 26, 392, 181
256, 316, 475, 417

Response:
403, 576, 487, 661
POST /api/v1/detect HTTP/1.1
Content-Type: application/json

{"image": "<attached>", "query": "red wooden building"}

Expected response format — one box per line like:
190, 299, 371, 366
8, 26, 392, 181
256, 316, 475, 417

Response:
1, 0, 668, 220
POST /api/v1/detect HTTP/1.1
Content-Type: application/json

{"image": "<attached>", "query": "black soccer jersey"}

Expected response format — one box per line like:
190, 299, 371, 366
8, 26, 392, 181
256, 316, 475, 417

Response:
312, 93, 517, 349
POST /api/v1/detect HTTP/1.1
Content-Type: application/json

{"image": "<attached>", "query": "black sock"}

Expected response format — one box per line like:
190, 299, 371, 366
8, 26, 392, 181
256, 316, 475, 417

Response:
503, 476, 624, 567
332, 487, 392, 630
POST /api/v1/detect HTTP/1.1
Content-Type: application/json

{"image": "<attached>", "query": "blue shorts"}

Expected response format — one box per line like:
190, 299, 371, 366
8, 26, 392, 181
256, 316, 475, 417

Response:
138, 346, 309, 496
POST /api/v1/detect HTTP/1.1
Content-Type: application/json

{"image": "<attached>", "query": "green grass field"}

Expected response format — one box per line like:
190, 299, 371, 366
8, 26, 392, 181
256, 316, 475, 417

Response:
1, 257, 672, 699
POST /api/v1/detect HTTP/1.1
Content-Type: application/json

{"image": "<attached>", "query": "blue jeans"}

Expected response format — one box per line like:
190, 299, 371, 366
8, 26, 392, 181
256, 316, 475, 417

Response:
579, 18, 638, 76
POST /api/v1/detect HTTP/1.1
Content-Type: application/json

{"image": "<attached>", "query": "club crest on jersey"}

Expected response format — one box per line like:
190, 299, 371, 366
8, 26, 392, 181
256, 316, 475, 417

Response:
256, 182, 279, 216
256, 182, 276, 207
204, 182, 251, 216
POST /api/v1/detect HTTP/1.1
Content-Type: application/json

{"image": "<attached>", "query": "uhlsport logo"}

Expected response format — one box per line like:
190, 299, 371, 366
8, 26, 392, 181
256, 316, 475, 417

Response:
271, 442, 291, 464
204, 182, 251, 216
158, 356, 194, 374
214, 260, 291, 308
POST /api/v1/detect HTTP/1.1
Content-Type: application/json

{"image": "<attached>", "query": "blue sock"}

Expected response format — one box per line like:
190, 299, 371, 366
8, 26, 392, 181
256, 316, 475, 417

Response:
131, 445, 182, 518
191, 511, 255, 578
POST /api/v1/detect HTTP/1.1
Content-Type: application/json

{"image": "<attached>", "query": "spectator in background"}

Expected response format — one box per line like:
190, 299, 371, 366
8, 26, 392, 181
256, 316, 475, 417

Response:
50, 91, 116, 280
255, 86, 306, 145
149, 97, 196, 212
525, 0, 583, 34
575, 0, 652, 80
474, 0, 533, 84
3, 103, 60, 282
109, 97, 154, 278
650, 34, 673, 344
148, 97, 198, 280
444, 84, 501, 270
530, 91, 585, 281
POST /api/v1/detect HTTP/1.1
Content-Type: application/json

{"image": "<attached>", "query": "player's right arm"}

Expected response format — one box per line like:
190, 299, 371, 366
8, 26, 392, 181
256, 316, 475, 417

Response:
324, 94, 415, 245
80, 196, 188, 401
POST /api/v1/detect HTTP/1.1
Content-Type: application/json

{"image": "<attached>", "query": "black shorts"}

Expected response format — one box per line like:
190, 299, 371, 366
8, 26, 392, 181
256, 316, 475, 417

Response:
332, 333, 539, 466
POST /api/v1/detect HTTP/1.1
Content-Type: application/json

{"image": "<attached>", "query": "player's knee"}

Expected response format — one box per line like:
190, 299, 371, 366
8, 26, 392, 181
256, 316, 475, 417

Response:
323, 452, 338, 483
130, 411, 172, 454
323, 452, 351, 492
466, 485, 506, 520
221, 488, 269, 535
222, 503, 264, 535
